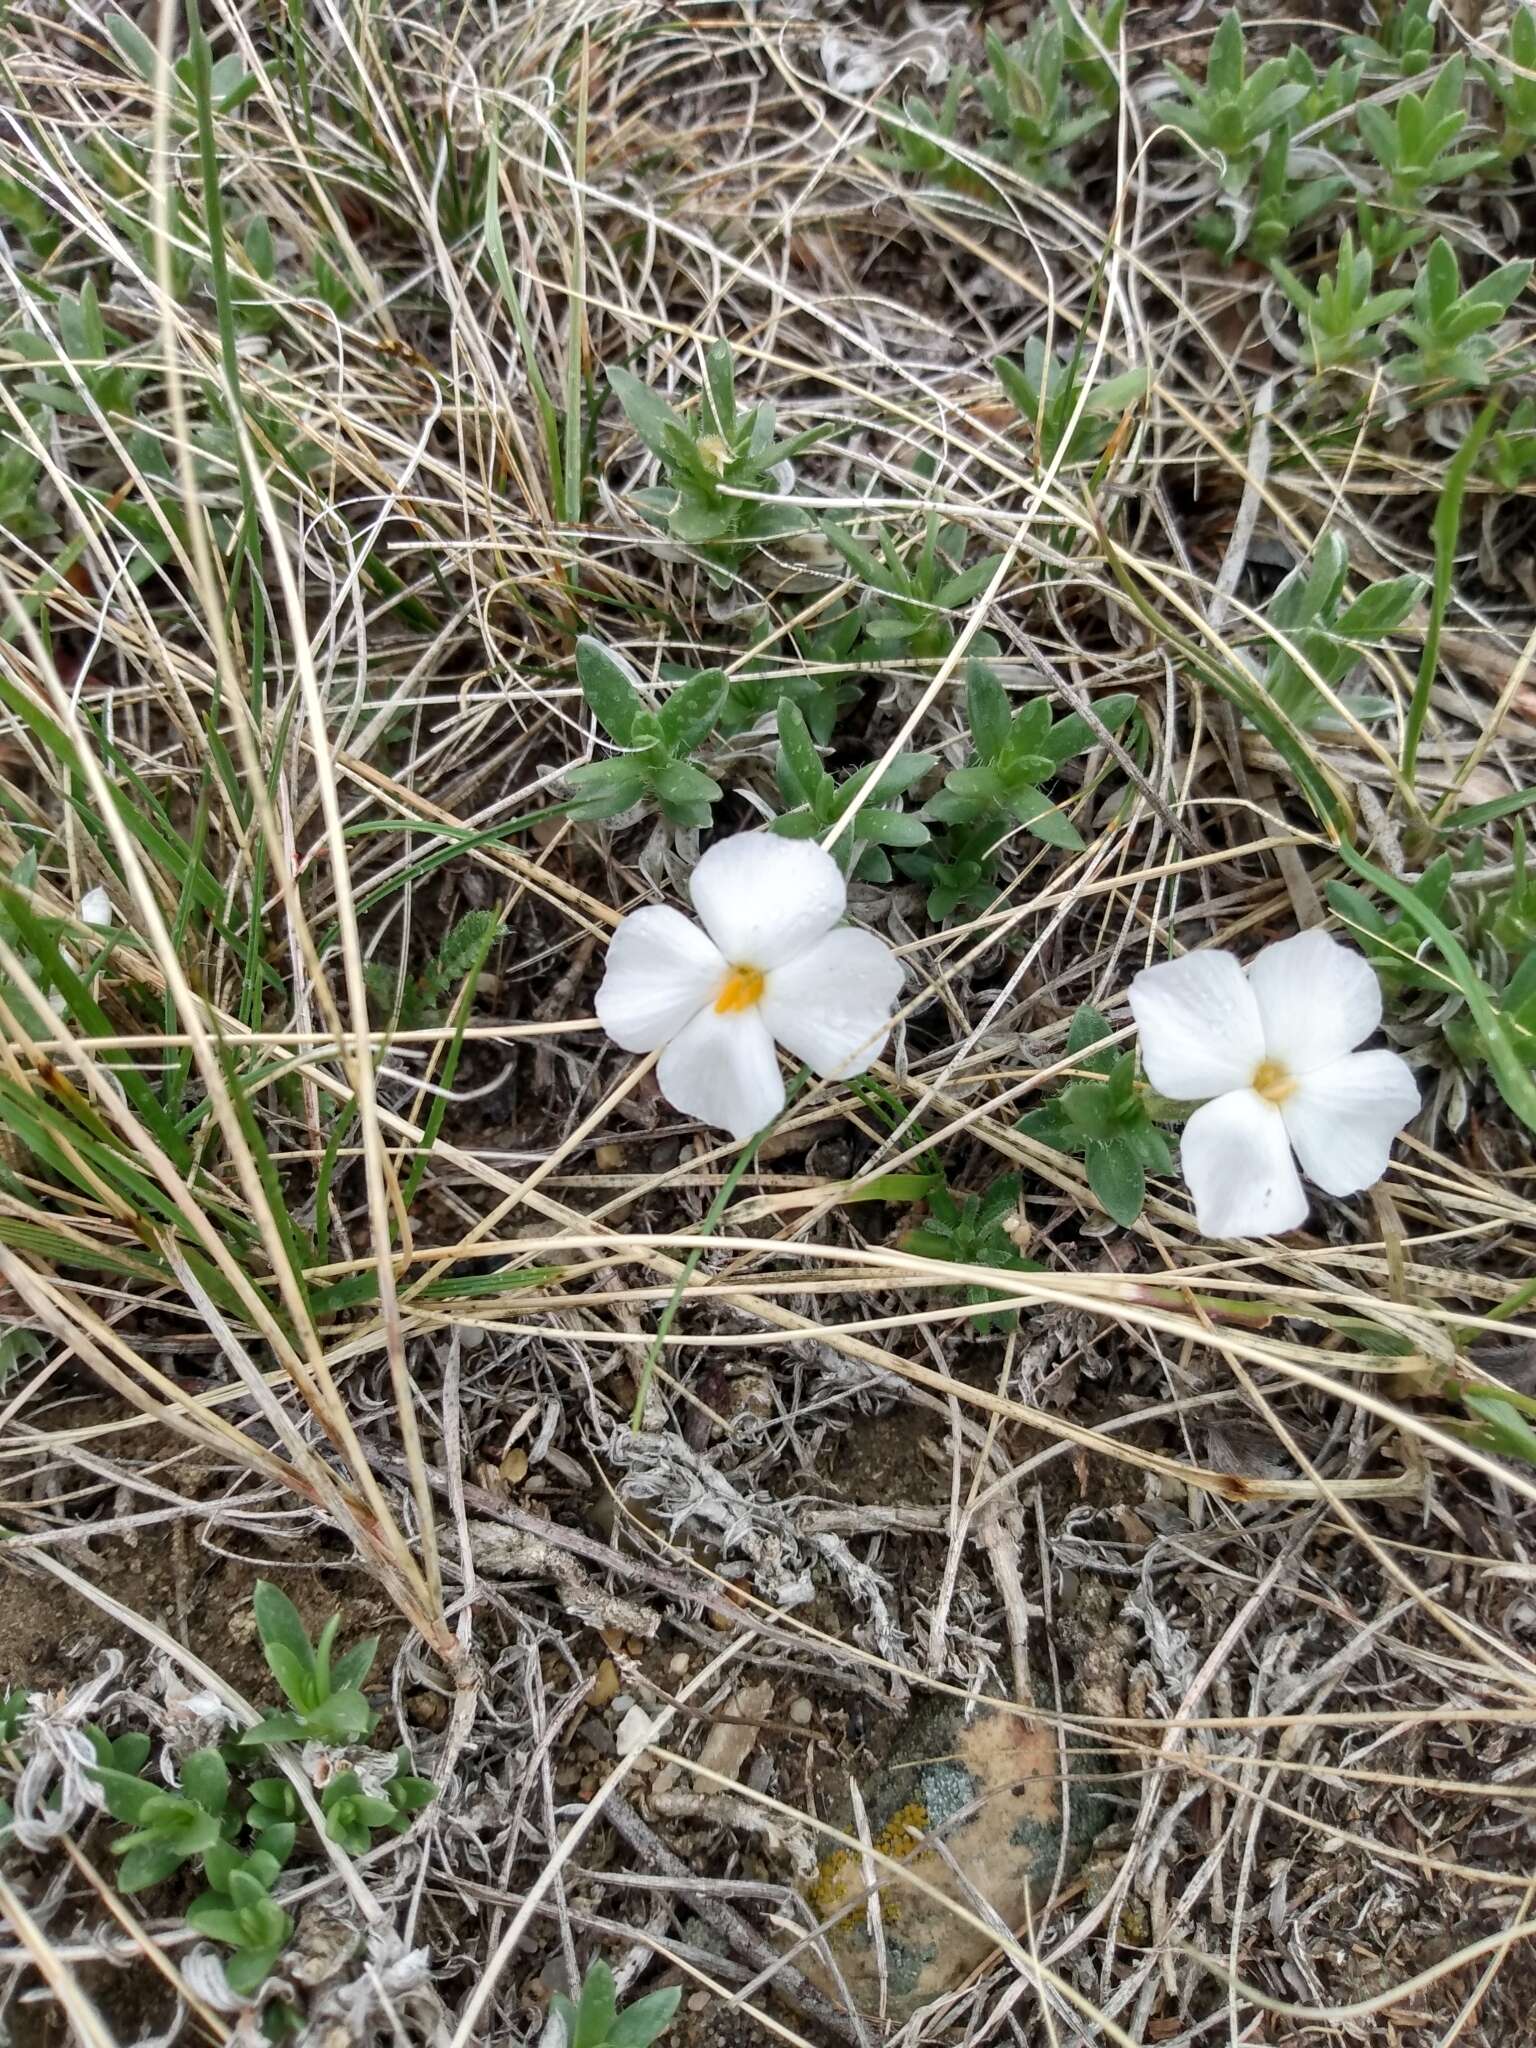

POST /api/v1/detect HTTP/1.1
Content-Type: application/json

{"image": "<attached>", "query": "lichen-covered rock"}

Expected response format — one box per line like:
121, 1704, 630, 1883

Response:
801, 1697, 1108, 2018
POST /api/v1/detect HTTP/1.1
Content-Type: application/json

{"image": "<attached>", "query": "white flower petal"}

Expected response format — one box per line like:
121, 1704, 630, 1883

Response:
80, 887, 112, 928
759, 926, 903, 1079
595, 905, 725, 1052
689, 832, 846, 970
1282, 1049, 1418, 1197
657, 1002, 784, 1141
1247, 930, 1382, 1074
1128, 951, 1264, 1101
1180, 1089, 1308, 1238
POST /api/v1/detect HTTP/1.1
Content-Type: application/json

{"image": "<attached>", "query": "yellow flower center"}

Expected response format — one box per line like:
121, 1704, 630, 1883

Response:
1251, 1057, 1296, 1105
714, 964, 765, 1014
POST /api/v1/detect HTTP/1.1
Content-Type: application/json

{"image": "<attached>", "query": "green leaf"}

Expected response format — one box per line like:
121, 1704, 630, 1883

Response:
968, 665, 1011, 762
251, 1581, 315, 1689
576, 638, 645, 746
105, 10, 159, 83
657, 669, 727, 754
329, 1638, 378, 1694
1084, 1139, 1145, 1226
180, 1749, 229, 1814
776, 698, 826, 810
117, 1839, 192, 1893
1339, 844, 1536, 1133
607, 365, 684, 460
1462, 1390, 1536, 1464
574, 1961, 619, 2048
702, 340, 736, 437
608, 1987, 684, 2048
89, 1765, 160, 1823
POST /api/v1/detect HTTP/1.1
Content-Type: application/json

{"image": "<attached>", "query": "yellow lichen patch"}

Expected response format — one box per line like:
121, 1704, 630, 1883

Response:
807, 1800, 930, 1928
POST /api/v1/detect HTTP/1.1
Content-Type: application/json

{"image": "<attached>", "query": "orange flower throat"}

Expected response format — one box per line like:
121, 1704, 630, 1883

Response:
714, 965, 765, 1014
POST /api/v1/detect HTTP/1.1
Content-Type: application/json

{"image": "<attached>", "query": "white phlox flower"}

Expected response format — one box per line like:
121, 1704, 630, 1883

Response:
1128, 929, 1418, 1239
595, 831, 903, 1141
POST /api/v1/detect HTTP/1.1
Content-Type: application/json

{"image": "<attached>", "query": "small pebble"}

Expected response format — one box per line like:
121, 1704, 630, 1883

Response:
687, 1993, 709, 2014
789, 1697, 814, 1727
668, 1652, 690, 1676
588, 1657, 620, 1709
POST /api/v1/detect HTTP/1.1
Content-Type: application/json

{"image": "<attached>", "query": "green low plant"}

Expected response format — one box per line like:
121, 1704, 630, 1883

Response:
1482, 395, 1536, 491
90, 1745, 235, 1892
1197, 127, 1346, 264
552, 1960, 680, 2048
1255, 531, 1423, 730
1357, 58, 1500, 202
900, 1172, 1038, 1331
1389, 237, 1532, 391
188, 1838, 296, 1996
240, 1580, 378, 1748
608, 340, 828, 585
976, 21, 1108, 187
1018, 1005, 1172, 1226
105, 10, 258, 127
1052, 0, 1127, 116
1342, 0, 1436, 80
875, 69, 972, 186
711, 610, 864, 744
771, 699, 932, 882
994, 340, 1147, 468
1273, 229, 1411, 371
568, 638, 728, 831
8, 281, 149, 422
921, 665, 1137, 854
1162, 10, 1307, 198
1329, 827, 1536, 1120
824, 514, 1003, 667
1480, 5, 1536, 162
366, 910, 506, 1032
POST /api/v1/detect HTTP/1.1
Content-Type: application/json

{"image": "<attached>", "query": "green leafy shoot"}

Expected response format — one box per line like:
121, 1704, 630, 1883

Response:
875, 69, 973, 185
365, 909, 505, 1031
713, 610, 864, 744
1389, 236, 1532, 392
1017, 1006, 1171, 1226
1161, 10, 1307, 197
1479, 5, 1536, 162
1254, 531, 1423, 731
1356, 57, 1500, 201
319, 1771, 401, 1856
568, 638, 728, 830
901, 1172, 1038, 1332
551, 1960, 681, 2048
1052, 0, 1128, 115
187, 1866, 294, 1997
105, 10, 259, 127
824, 513, 1004, 667
608, 339, 830, 585
771, 699, 932, 883
1195, 127, 1346, 264
922, 665, 1137, 854
89, 1745, 233, 1892
976, 21, 1109, 187
1273, 230, 1411, 372
240, 1579, 379, 1747
1342, 0, 1436, 79
7, 281, 149, 422
1481, 394, 1536, 491
994, 340, 1147, 468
